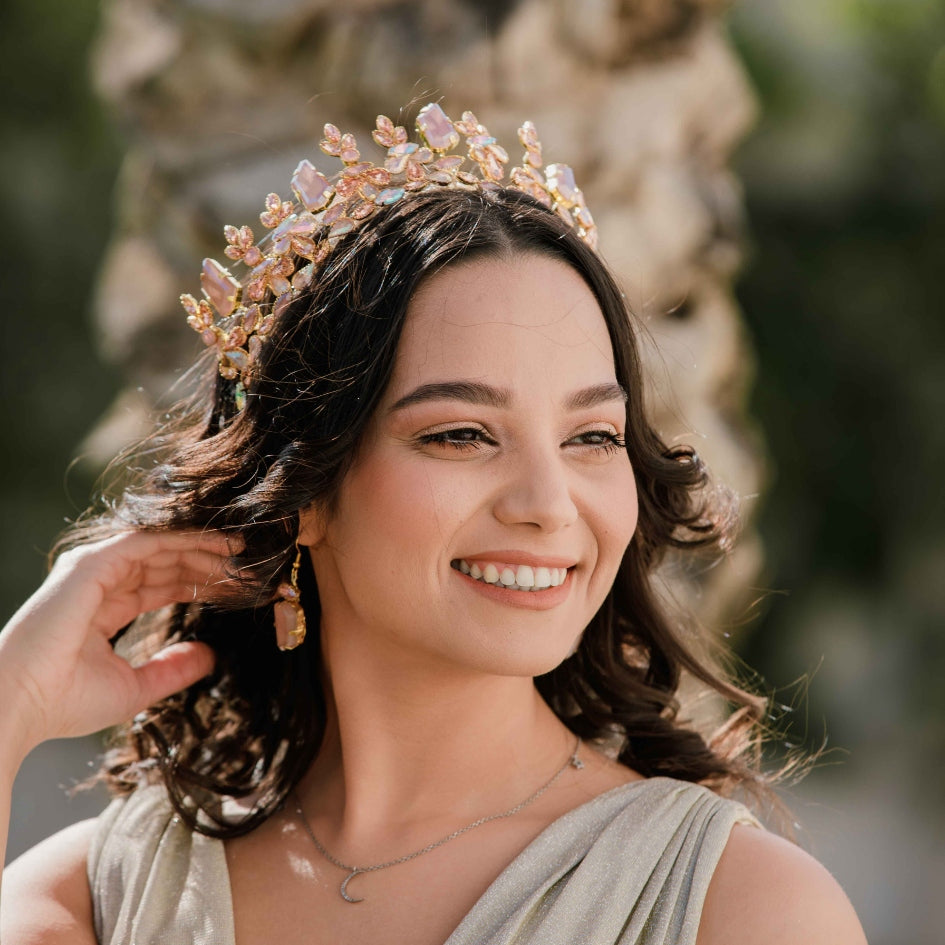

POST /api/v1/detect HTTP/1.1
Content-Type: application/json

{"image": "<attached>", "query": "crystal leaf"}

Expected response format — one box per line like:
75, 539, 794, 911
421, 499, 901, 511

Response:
291, 160, 333, 212
201, 258, 240, 317
416, 103, 460, 151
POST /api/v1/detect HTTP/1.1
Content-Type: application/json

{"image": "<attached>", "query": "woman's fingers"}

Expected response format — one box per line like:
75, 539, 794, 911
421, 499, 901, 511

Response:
131, 641, 217, 711
0, 529, 241, 759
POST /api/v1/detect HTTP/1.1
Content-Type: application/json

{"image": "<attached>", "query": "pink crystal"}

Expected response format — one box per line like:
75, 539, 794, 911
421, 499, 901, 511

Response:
416, 103, 460, 151
291, 160, 333, 212
200, 258, 240, 317
483, 154, 505, 181
292, 263, 314, 290
274, 599, 302, 650
349, 201, 375, 220
547, 164, 578, 206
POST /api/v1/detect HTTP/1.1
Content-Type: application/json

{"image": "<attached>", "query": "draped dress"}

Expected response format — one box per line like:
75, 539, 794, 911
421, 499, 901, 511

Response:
88, 777, 758, 945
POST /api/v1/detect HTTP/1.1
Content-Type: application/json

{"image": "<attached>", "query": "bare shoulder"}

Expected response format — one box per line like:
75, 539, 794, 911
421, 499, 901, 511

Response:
1, 818, 99, 945
697, 823, 868, 945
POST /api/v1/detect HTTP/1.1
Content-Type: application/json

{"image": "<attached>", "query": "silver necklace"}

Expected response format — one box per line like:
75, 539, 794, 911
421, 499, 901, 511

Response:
293, 736, 584, 903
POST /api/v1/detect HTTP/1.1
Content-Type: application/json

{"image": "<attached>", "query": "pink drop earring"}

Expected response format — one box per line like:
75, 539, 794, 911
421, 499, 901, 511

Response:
274, 544, 306, 651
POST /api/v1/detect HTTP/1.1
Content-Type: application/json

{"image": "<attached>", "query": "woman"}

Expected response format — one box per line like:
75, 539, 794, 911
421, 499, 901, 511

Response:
0, 105, 866, 944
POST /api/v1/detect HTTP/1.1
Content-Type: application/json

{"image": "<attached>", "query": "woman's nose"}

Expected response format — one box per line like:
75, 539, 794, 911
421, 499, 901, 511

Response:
491, 450, 579, 531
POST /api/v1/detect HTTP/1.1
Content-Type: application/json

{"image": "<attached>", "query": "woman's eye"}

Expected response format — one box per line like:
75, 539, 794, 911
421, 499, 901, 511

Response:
418, 428, 494, 451
570, 430, 627, 454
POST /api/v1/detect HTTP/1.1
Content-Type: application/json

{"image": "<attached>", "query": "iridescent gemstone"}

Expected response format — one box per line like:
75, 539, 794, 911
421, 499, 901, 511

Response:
227, 349, 248, 369
270, 272, 291, 296
240, 305, 261, 331
329, 219, 354, 238
416, 103, 460, 151
291, 160, 333, 212
200, 258, 240, 317
271, 213, 299, 241
546, 164, 578, 206
468, 135, 496, 147
377, 187, 405, 205
292, 263, 314, 290
273, 292, 293, 317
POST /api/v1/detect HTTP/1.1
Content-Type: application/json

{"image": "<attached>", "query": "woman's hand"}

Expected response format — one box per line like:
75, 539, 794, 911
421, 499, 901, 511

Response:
0, 530, 236, 768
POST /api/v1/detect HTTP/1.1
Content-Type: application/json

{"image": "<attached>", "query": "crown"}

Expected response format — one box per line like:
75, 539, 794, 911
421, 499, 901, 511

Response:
181, 103, 598, 394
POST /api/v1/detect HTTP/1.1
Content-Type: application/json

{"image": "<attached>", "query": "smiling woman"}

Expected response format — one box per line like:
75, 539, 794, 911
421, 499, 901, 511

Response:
0, 106, 865, 945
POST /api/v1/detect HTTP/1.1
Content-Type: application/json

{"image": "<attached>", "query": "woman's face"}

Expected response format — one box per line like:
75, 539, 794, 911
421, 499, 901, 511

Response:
302, 252, 638, 678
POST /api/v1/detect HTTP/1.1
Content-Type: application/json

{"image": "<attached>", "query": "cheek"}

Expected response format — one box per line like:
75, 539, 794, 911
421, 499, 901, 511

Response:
341, 453, 473, 554
595, 470, 639, 560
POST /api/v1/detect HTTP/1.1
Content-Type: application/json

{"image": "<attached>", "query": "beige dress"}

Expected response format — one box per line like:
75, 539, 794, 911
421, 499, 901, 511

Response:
88, 777, 758, 945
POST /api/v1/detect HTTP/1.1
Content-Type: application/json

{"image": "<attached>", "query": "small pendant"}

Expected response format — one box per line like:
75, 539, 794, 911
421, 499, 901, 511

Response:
340, 868, 366, 903
570, 754, 584, 770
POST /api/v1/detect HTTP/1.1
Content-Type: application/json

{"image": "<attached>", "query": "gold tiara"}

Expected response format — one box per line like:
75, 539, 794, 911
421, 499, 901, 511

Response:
181, 103, 598, 393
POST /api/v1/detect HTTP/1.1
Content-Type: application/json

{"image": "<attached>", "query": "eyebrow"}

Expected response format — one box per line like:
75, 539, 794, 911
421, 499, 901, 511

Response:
387, 380, 628, 414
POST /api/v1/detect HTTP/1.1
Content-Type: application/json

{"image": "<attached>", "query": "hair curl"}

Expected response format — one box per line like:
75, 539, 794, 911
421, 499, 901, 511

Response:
67, 188, 780, 837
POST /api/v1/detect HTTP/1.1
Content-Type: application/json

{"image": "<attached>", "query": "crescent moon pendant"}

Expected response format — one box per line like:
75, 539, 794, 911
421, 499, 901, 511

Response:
340, 869, 366, 903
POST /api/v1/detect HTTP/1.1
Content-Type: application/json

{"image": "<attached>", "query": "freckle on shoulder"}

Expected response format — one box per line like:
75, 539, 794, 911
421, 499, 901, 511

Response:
697, 822, 868, 945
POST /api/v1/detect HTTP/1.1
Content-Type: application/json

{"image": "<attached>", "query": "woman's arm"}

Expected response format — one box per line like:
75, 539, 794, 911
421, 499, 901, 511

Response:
698, 824, 868, 945
1, 818, 98, 945
0, 530, 234, 931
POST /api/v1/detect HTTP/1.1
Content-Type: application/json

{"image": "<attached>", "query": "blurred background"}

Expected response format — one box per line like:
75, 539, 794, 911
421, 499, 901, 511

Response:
1, 1, 942, 942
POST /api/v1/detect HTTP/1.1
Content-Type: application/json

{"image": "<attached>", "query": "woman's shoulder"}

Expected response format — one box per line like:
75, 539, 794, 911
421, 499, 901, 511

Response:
1, 816, 99, 945
697, 822, 868, 945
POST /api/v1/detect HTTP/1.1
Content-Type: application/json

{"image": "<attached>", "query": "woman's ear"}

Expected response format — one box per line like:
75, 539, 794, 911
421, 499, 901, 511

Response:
297, 503, 327, 547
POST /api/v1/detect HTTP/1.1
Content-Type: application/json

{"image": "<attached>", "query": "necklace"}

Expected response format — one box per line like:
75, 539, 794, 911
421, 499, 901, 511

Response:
293, 736, 584, 903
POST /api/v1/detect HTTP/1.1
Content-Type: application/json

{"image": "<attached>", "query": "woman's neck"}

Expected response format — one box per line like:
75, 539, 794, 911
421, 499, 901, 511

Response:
294, 624, 575, 858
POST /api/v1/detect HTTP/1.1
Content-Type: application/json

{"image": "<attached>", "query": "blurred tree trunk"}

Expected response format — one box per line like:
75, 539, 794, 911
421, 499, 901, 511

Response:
88, 0, 760, 638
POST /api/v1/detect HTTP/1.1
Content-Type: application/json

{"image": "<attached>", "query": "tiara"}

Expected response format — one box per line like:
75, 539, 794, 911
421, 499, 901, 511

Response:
181, 103, 598, 395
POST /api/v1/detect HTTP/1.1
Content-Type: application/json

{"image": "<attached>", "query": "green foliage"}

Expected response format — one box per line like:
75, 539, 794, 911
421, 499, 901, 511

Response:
730, 0, 945, 789
0, 0, 121, 614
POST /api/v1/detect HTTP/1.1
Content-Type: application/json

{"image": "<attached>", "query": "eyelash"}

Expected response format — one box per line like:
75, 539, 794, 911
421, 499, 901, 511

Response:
418, 428, 627, 454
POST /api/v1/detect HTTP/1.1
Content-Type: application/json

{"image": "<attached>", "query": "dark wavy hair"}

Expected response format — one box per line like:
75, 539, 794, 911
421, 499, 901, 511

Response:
69, 187, 779, 837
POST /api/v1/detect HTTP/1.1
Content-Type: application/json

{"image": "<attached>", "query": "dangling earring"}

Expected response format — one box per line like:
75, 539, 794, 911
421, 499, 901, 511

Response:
274, 544, 306, 651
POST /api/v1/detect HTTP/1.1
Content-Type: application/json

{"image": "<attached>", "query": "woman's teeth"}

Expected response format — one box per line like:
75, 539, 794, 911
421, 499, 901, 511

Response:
453, 559, 569, 591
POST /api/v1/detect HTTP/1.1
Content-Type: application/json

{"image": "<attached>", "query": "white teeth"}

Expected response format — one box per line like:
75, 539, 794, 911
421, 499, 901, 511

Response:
454, 559, 570, 592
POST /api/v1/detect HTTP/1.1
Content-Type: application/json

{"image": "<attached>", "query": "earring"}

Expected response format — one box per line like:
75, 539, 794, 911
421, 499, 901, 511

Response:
274, 544, 307, 651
